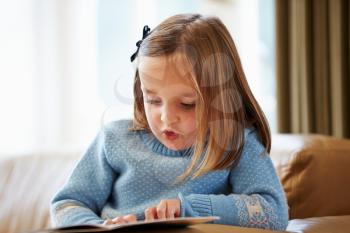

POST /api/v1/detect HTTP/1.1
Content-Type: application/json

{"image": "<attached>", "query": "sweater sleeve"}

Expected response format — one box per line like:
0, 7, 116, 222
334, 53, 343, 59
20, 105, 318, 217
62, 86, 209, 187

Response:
178, 130, 289, 231
50, 129, 117, 226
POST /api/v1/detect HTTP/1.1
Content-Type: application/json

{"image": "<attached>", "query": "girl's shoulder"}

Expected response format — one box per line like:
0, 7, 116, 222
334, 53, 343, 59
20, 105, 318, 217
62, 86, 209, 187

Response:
243, 126, 265, 150
102, 119, 132, 131
244, 125, 256, 138
101, 119, 139, 140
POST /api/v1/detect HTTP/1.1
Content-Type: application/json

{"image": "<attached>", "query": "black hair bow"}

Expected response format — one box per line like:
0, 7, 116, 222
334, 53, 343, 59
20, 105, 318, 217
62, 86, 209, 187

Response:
130, 25, 151, 62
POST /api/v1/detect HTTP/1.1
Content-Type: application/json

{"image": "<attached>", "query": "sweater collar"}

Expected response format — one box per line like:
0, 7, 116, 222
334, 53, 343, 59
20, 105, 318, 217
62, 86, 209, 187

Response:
139, 127, 254, 157
139, 131, 193, 157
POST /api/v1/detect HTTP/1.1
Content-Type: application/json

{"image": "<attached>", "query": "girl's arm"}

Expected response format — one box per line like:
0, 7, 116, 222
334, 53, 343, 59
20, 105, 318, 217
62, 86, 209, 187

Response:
178, 130, 289, 231
50, 130, 117, 226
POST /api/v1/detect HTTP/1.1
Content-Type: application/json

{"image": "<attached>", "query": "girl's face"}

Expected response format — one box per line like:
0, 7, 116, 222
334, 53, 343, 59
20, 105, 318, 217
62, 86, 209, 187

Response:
138, 55, 197, 151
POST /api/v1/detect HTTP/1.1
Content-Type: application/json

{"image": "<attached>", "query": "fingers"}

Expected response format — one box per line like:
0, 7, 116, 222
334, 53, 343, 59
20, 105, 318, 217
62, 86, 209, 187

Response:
156, 200, 167, 219
144, 207, 157, 221
164, 199, 180, 218
103, 219, 113, 225
145, 199, 181, 220
166, 205, 176, 219
161, 200, 176, 219
123, 214, 137, 223
109, 214, 137, 225
111, 216, 127, 225
106, 199, 181, 225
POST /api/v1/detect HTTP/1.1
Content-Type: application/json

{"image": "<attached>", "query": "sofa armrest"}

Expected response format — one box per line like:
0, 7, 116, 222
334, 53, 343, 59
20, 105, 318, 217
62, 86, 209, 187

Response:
286, 215, 350, 233
270, 134, 350, 219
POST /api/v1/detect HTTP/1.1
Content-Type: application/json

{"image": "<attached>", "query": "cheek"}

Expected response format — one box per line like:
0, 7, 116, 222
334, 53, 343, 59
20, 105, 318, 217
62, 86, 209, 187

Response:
183, 112, 197, 132
144, 104, 159, 126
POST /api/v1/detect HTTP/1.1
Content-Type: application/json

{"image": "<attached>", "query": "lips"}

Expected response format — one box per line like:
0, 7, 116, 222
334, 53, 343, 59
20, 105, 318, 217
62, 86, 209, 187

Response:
163, 130, 179, 140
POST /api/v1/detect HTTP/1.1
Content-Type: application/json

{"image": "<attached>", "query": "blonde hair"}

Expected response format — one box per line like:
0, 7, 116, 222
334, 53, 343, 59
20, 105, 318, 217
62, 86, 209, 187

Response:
131, 13, 271, 180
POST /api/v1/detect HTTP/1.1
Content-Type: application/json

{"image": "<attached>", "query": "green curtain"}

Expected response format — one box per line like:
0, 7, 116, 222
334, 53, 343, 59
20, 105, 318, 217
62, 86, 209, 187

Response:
276, 0, 350, 138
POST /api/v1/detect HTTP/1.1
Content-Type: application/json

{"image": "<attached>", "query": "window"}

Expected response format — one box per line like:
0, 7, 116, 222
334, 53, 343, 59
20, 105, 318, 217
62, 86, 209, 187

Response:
97, 0, 277, 132
0, 0, 276, 155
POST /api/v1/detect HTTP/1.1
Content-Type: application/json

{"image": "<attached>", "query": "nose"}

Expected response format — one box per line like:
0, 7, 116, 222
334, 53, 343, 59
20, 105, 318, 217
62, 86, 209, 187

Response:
160, 104, 179, 125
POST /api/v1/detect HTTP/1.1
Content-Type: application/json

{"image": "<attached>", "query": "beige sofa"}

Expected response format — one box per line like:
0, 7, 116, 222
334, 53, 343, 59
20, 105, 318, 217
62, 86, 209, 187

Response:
1, 134, 350, 233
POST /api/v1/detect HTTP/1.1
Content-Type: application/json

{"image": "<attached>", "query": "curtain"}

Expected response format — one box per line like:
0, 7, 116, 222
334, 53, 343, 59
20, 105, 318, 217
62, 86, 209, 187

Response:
0, 0, 105, 155
276, 0, 350, 138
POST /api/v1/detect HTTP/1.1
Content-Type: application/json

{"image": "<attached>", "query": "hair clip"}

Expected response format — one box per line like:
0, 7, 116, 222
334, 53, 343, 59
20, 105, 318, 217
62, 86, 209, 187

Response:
130, 25, 151, 62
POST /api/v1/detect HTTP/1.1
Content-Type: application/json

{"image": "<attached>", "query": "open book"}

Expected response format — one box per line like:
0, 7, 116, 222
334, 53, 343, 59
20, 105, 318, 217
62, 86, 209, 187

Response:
30, 216, 220, 233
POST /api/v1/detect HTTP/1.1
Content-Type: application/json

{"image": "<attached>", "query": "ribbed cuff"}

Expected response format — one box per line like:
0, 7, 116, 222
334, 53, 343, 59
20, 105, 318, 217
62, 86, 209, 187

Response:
51, 200, 104, 227
178, 193, 241, 225
210, 194, 240, 225
178, 192, 213, 218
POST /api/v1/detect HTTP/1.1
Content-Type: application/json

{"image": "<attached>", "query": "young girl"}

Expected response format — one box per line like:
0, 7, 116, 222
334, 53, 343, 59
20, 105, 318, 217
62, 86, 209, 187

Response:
50, 13, 289, 230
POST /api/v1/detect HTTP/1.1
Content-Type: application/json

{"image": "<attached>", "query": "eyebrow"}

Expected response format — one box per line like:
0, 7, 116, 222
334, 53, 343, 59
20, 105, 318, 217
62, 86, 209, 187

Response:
142, 88, 196, 98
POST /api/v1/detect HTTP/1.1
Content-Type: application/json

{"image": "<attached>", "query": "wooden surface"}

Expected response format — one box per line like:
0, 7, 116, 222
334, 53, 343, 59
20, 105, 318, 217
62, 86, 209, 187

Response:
102, 224, 286, 233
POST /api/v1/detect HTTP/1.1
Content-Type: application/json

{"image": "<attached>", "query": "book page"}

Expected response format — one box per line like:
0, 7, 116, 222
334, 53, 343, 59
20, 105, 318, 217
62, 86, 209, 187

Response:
30, 216, 220, 233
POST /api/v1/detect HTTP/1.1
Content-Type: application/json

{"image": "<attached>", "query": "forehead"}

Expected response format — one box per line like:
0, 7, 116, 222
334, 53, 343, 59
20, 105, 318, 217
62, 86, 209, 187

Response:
138, 55, 195, 89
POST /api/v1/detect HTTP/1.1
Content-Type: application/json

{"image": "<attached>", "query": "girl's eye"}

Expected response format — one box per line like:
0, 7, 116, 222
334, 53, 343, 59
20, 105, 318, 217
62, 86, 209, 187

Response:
146, 99, 161, 105
145, 98, 196, 109
181, 103, 196, 109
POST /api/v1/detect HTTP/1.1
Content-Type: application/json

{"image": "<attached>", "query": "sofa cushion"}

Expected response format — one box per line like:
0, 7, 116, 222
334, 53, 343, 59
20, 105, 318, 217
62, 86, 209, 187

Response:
0, 152, 80, 233
270, 134, 350, 219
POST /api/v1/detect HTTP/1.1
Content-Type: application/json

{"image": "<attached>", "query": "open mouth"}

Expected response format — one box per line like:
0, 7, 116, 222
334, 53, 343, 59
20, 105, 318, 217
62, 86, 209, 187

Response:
163, 130, 179, 140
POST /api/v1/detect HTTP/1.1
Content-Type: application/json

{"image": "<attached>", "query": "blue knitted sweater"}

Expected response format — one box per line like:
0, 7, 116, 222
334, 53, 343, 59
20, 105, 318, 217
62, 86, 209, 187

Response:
50, 120, 289, 230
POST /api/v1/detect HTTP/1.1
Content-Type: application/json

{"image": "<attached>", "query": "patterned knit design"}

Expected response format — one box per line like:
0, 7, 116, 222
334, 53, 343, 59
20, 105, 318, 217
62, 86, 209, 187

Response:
50, 120, 289, 230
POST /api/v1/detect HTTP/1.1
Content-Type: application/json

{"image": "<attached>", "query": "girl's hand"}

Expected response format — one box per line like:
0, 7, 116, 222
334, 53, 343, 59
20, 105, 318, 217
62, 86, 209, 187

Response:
103, 214, 137, 225
144, 199, 181, 221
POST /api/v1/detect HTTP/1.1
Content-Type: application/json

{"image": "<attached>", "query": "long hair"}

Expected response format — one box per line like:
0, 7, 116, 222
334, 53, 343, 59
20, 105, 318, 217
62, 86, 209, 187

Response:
131, 14, 271, 180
